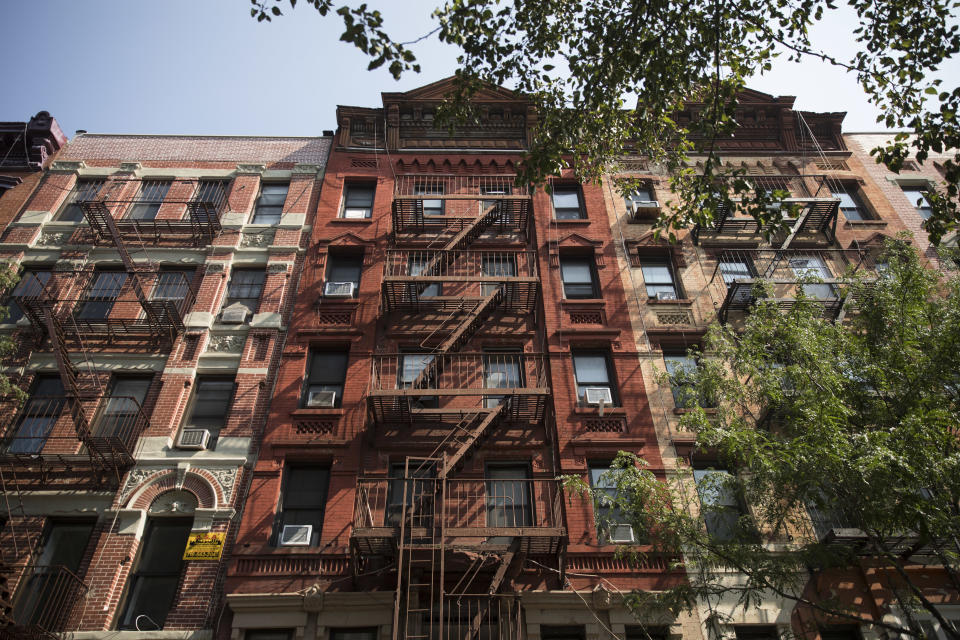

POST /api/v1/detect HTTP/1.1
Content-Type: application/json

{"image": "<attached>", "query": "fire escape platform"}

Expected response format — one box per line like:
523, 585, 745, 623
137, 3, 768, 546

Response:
366, 391, 550, 424
381, 281, 540, 315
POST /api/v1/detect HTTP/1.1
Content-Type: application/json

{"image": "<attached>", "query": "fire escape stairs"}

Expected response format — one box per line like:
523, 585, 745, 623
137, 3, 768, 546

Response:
40, 311, 91, 441
438, 402, 507, 480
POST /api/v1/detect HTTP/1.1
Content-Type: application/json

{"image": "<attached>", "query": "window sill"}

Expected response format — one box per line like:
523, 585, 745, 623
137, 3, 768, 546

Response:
646, 298, 693, 306
561, 299, 604, 307
572, 406, 625, 415
330, 217, 374, 224
317, 297, 360, 306
673, 408, 718, 415
290, 408, 345, 416
553, 218, 591, 225
843, 219, 888, 228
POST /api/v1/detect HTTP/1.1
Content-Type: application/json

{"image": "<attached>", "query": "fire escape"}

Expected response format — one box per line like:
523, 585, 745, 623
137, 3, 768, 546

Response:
356, 174, 566, 640
691, 174, 840, 247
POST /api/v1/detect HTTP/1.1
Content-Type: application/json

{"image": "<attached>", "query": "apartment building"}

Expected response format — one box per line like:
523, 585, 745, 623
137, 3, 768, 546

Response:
606, 89, 953, 640
0, 133, 328, 636
224, 77, 687, 640
0, 112, 67, 229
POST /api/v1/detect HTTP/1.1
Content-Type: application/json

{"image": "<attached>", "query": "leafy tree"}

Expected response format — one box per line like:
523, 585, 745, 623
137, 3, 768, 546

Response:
249, 0, 960, 243
568, 241, 960, 640
0, 264, 28, 404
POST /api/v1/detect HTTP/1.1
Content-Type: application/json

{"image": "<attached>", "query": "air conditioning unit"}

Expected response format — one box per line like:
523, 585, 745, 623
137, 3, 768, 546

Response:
630, 200, 659, 214
607, 524, 636, 544
177, 428, 211, 450
220, 304, 249, 324
656, 291, 678, 301
585, 387, 614, 406
324, 281, 355, 298
306, 390, 337, 408
278, 524, 313, 546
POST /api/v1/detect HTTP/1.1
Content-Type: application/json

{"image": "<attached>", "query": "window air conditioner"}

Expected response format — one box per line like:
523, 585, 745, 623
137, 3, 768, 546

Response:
608, 524, 636, 544
324, 281, 355, 298
177, 428, 211, 450
306, 390, 337, 408
656, 291, 678, 301
279, 524, 312, 546
585, 387, 614, 406
629, 200, 660, 218
220, 304, 249, 324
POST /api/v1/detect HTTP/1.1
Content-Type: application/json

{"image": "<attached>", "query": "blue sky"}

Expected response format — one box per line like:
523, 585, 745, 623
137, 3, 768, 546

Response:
1, 1, 953, 138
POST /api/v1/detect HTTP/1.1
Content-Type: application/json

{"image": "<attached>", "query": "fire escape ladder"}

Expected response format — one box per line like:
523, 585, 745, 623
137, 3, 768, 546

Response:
81, 201, 164, 328
438, 289, 503, 355
393, 457, 445, 640
440, 403, 507, 480
444, 203, 500, 253
40, 311, 91, 440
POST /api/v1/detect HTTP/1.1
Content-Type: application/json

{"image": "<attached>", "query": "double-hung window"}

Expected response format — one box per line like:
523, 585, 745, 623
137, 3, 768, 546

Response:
342, 183, 375, 219
399, 350, 438, 409
224, 269, 265, 316
302, 350, 348, 408
486, 464, 533, 528
483, 349, 523, 408
6, 267, 51, 324
251, 183, 288, 224
408, 255, 441, 297
276, 466, 330, 546
193, 180, 228, 224
694, 467, 744, 541
183, 377, 235, 444
481, 253, 517, 297
126, 180, 170, 220
552, 185, 585, 219
663, 351, 710, 409
96, 377, 150, 440
559, 256, 599, 299
589, 462, 637, 543
151, 269, 192, 305
572, 351, 617, 406
325, 254, 363, 298
386, 462, 434, 527
640, 256, 681, 300
832, 185, 870, 220
119, 518, 192, 629
6, 376, 65, 454
57, 179, 100, 222
76, 270, 127, 320
901, 185, 933, 220
789, 255, 836, 300
415, 184, 444, 216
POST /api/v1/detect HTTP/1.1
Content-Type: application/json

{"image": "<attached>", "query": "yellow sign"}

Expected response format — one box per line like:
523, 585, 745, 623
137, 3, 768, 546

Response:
183, 532, 226, 561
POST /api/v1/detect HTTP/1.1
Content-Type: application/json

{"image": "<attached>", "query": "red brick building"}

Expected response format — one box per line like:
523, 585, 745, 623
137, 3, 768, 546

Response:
224, 78, 683, 640
0, 133, 328, 636
0, 112, 67, 231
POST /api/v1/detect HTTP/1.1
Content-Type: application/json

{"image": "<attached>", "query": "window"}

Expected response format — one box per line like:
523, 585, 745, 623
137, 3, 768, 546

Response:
302, 350, 348, 408
341, 183, 375, 219
832, 185, 870, 220
386, 462, 434, 526
276, 466, 330, 546
589, 462, 636, 543
119, 518, 192, 630
481, 185, 510, 214
330, 630, 378, 640
246, 631, 293, 640
414, 184, 444, 216
483, 349, 523, 408
486, 464, 533, 528
56, 179, 99, 222
694, 467, 744, 541
96, 377, 150, 440
224, 269, 265, 316
625, 627, 669, 640
733, 626, 779, 640
572, 351, 618, 406
398, 351, 438, 409
640, 256, 681, 300
251, 183, 288, 224
325, 254, 362, 298
788, 255, 836, 300
6, 377, 65, 454
718, 255, 756, 285
481, 253, 516, 297
6, 267, 51, 324
560, 256, 599, 299
552, 185, 585, 219
901, 185, 933, 220
193, 180, 227, 224
407, 255, 440, 297
663, 351, 706, 409
14, 520, 95, 627
126, 180, 170, 220
76, 270, 127, 320
541, 626, 585, 640
183, 377, 235, 442
151, 269, 192, 303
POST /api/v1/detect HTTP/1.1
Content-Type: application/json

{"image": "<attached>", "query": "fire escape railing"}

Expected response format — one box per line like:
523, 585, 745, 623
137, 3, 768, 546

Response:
15, 269, 197, 344
691, 174, 840, 246
707, 248, 868, 323
73, 177, 228, 246
2, 564, 88, 637
367, 353, 549, 423
391, 174, 531, 235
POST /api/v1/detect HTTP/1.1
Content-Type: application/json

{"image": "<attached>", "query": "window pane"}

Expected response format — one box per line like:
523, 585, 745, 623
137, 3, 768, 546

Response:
560, 260, 592, 284
344, 185, 375, 218
902, 186, 933, 220
37, 521, 94, 571
283, 467, 330, 509
127, 181, 171, 220
121, 575, 180, 630
552, 189, 581, 211
327, 256, 363, 284
308, 351, 349, 384
640, 263, 673, 283
188, 378, 234, 428
573, 355, 610, 384
153, 270, 191, 301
